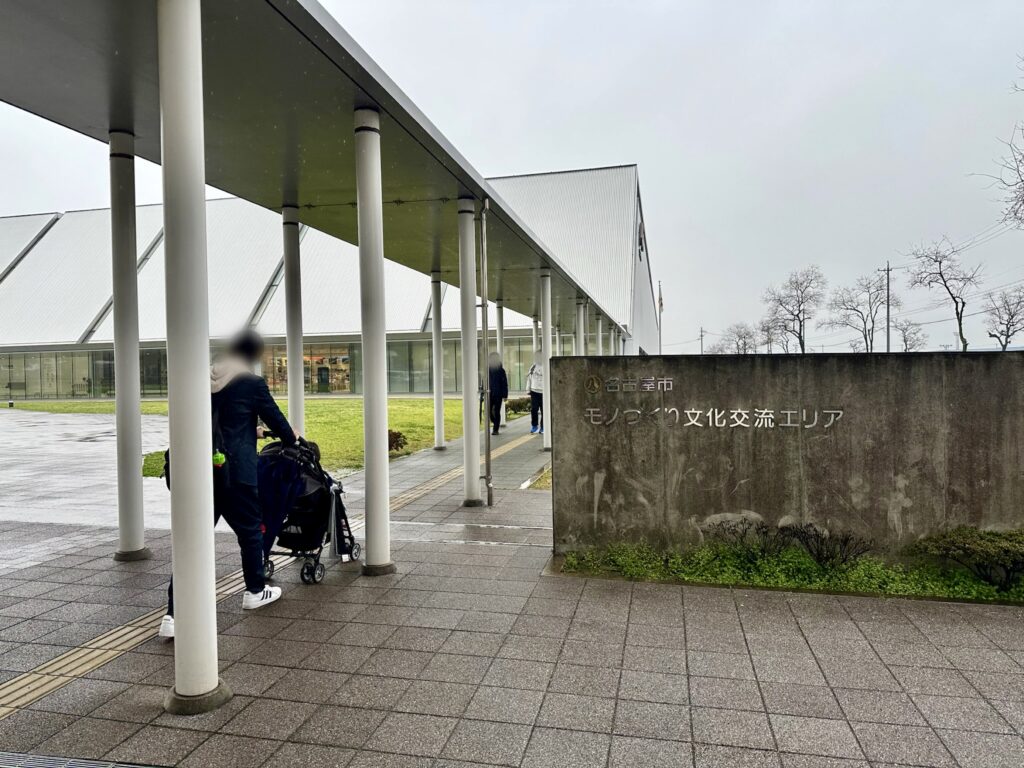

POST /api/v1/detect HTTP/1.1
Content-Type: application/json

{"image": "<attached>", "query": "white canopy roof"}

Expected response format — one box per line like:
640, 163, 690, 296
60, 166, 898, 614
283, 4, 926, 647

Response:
0, 197, 533, 350
0, 0, 627, 336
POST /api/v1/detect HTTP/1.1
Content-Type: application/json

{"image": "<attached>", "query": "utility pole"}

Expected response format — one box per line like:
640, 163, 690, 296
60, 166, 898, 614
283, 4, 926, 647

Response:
699, 326, 705, 355
878, 261, 892, 353
657, 281, 663, 355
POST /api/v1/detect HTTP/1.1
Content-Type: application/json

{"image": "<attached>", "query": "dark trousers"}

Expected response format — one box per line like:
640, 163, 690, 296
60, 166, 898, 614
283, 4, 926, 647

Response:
530, 391, 544, 429
489, 398, 503, 434
167, 482, 264, 616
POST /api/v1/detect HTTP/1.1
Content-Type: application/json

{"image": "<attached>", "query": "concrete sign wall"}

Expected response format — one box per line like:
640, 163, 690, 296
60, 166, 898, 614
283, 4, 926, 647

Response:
550, 353, 1024, 554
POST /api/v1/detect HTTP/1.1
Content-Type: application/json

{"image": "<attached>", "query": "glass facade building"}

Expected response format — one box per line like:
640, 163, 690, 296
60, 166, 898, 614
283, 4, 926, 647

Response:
1, 334, 536, 400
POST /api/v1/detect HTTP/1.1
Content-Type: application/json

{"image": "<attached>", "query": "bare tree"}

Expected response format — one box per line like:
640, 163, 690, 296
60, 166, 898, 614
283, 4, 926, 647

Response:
985, 287, 1024, 350
995, 125, 1024, 227
819, 274, 900, 353
757, 316, 789, 353
993, 58, 1024, 226
894, 318, 927, 352
720, 323, 758, 354
907, 238, 982, 351
763, 266, 828, 354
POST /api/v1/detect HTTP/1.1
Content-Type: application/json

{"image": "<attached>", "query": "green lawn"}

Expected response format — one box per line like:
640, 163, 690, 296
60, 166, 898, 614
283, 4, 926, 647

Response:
15, 397, 466, 474
15, 400, 170, 415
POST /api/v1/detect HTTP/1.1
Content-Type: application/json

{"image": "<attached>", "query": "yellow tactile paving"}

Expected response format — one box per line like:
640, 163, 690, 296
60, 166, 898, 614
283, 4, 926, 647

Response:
388, 432, 534, 512
0, 552, 295, 718
0, 433, 537, 718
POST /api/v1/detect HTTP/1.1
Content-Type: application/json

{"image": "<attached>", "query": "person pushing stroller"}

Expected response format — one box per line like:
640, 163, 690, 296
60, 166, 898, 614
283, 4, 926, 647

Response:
160, 330, 298, 639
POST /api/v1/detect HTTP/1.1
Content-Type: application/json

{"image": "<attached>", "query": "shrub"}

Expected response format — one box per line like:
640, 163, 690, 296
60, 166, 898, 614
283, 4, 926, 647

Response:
559, 540, 1024, 603
791, 523, 872, 570
603, 543, 665, 580
909, 527, 1024, 592
563, 547, 625, 576
505, 396, 531, 415
388, 429, 408, 452
704, 518, 795, 563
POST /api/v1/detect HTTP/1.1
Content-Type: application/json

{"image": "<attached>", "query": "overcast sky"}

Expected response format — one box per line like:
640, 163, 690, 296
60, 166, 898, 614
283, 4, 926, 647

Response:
2, 0, 1022, 352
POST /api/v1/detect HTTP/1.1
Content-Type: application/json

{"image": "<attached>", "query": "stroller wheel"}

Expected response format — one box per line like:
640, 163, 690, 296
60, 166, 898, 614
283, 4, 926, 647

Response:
313, 562, 326, 583
350, 542, 361, 562
300, 560, 317, 584
263, 558, 275, 580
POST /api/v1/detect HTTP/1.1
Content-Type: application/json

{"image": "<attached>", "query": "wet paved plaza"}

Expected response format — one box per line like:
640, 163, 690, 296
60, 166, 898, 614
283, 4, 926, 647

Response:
0, 410, 1023, 767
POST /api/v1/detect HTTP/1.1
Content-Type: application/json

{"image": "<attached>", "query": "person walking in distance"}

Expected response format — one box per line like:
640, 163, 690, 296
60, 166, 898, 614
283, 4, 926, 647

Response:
487, 351, 508, 437
159, 329, 299, 639
526, 353, 544, 435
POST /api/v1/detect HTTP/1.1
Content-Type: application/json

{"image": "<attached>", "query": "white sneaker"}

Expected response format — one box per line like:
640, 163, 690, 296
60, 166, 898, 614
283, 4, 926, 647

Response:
158, 615, 174, 639
241, 586, 282, 610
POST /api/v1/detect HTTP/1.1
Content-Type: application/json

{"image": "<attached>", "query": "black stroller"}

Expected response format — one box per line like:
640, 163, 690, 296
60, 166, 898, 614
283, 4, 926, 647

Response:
257, 437, 360, 584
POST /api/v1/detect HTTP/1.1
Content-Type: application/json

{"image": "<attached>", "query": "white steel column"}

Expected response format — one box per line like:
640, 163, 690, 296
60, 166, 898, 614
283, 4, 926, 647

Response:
597, 315, 604, 356
532, 317, 539, 353
282, 205, 304, 435
576, 300, 586, 355
458, 199, 482, 505
540, 270, 553, 451
496, 300, 506, 426
354, 108, 395, 576
609, 325, 616, 355
431, 272, 445, 450
157, 0, 228, 713
109, 131, 149, 563
496, 301, 505, 360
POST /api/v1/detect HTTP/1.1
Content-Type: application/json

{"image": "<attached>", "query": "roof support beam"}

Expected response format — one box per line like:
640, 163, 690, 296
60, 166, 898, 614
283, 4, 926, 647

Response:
540, 269, 553, 451
576, 299, 587, 356
496, 300, 506, 427
109, 130, 149, 565
458, 198, 482, 507
158, 0, 230, 715
354, 107, 395, 577
431, 272, 445, 450
282, 205, 304, 435
79, 227, 164, 345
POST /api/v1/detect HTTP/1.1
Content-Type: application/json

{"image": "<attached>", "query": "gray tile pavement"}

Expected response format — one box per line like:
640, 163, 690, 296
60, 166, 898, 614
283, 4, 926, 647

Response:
0, 411, 1023, 765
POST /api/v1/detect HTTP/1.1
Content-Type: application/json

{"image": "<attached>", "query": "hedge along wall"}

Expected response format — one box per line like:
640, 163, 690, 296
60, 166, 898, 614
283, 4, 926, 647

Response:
550, 352, 1024, 554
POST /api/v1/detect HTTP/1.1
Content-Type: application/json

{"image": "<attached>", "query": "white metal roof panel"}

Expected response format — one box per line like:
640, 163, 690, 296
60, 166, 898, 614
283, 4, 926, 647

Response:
258, 224, 532, 338
257, 227, 428, 337
0, 212, 55, 278
93, 198, 285, 342
487, 166, 638, 328
0, 206, 163, 345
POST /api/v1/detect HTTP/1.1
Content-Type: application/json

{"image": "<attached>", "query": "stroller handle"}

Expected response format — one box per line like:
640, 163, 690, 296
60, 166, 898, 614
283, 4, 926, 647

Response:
260, 430, 309, 449
260, 429, 277, 439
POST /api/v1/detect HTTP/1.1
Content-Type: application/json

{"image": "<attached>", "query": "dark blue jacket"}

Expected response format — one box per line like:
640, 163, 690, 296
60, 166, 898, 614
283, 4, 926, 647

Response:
489, 366, 509, 401
213, 374, 294, 487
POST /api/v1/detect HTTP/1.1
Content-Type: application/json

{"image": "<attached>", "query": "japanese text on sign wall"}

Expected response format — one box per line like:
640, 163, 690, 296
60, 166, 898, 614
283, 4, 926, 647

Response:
581, 375, 844, 430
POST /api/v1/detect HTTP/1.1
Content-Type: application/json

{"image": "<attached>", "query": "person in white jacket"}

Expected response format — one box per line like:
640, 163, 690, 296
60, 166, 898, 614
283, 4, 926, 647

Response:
525, 355, 544, 435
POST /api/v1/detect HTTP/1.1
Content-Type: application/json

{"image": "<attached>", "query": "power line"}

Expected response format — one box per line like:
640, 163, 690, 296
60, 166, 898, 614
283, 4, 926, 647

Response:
806, 266, 1024, 345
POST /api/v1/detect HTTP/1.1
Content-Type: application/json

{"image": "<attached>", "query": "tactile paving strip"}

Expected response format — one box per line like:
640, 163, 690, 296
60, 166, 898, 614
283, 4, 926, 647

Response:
0, 752, 154, 767
355, 431, 535, 529
0, 432, 535, 719
0, 554, 295, 717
